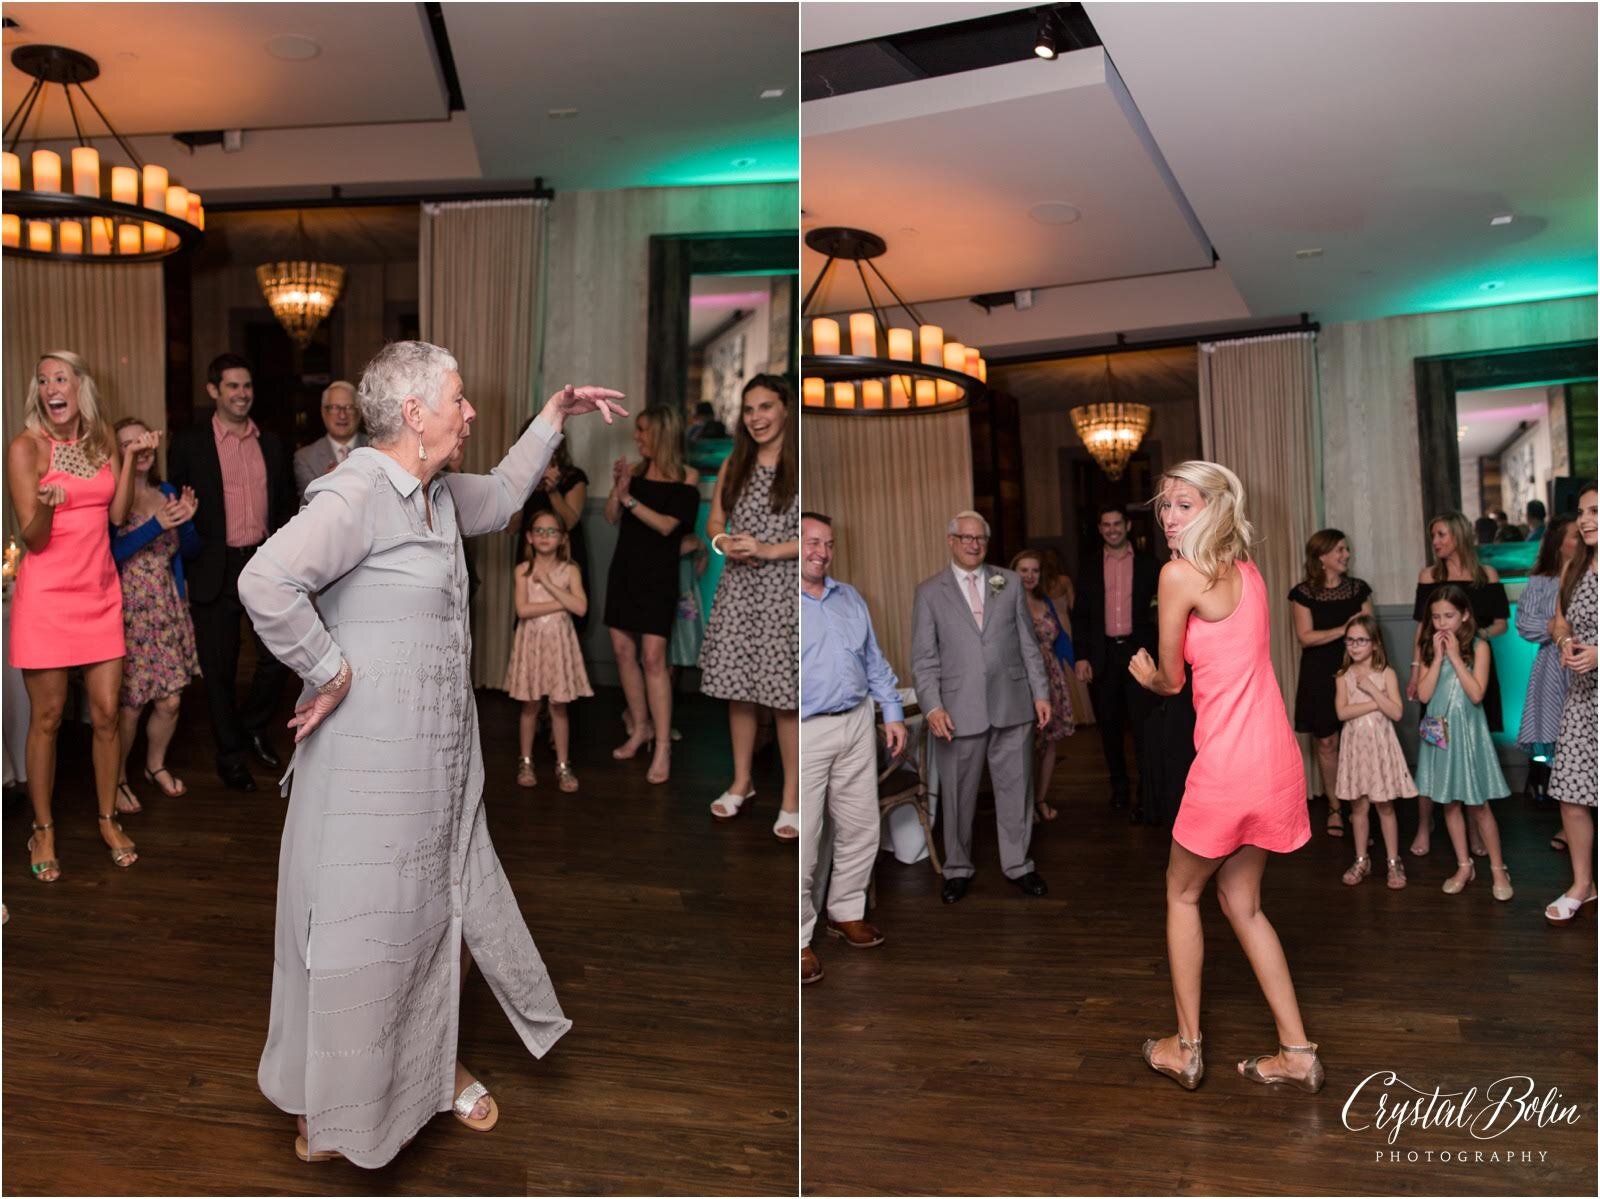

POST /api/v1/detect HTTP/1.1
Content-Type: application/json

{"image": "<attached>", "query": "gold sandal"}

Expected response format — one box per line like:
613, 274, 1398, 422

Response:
1340, 855, 1371, 886
516, 756, 535, 788
1385, 857, 1407, 889
26, 821, 60, 883
555, 761, 579, 793
97, 814, 137, 868
1239, 1041, 1324, 1093
1141, 1032, 1203, 1090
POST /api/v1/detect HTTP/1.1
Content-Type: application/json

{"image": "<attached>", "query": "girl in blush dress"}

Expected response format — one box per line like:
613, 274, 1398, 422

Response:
1332, 614, 1416, 889
1128, 461, 1321, 1096
504, 510, 592, 792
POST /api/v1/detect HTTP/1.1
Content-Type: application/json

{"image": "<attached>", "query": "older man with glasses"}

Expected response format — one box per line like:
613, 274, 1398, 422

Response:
911, 509, 1050, 904
293, 380, 368, 502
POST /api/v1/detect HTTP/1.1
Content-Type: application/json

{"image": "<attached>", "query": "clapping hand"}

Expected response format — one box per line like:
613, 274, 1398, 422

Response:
121, 429, 161, 458
611, 457, 632, 498
156, 486, 198, 529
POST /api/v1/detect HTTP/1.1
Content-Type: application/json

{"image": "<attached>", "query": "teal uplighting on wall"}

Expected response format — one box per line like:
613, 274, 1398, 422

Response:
640, 138, 799, 187
1400, 257, 1598, 317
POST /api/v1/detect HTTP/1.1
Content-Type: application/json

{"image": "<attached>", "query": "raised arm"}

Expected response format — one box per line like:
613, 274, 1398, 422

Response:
446, 416, 562, 539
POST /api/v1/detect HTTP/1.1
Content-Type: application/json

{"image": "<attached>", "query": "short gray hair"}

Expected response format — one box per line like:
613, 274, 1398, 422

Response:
357, 341, 458, 444
947, 509, 991, 537
321, 380, 356, 406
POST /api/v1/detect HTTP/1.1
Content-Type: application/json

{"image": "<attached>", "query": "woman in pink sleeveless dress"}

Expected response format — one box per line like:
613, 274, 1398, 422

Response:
1127, 461, 1322, 1094
6, 352, 156, 880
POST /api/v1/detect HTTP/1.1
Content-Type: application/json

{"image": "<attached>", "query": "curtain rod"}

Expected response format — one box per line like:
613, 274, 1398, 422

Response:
987, 318, 1320, 367
206, 181, 555, 214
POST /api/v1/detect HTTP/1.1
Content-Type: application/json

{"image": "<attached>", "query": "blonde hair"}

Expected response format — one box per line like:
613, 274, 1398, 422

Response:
632, 403, 689, 482
1154, 460, 1254, 586
24, 351, 114, 467
1428, 511, 1487, 586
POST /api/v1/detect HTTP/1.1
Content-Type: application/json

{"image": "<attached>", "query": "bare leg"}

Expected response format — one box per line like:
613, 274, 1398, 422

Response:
519, 699, 539, 760
550, 701, 571, 764
724, 699, 757, 797
1373, 801, 1400, 862
1148, 840, 1225, 1073
118, 703, 142, 786
22, 668, 68, 880
776, 707, 798, 815
1441, 803, 1471, 886
1216, 846, 1314, 1081
145, 692, 184, 790
83, 659, 135, 861
1558, 803, 1597, 901
1469, 805, 1507, 876
1411, 795, 1435, 856
640, 633, 672, 782
1344, 797, 1371, 878
1316, 733, 1341, 824
1035, 741, 1058, 819
609, 628, 653, 755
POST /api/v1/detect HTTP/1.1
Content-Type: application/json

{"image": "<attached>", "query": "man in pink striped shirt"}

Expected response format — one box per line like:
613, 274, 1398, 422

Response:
167, 354, 295, 792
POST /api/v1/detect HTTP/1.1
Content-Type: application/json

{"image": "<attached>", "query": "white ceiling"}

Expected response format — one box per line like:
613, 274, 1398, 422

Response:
802, 48, 1214, 312
800, 1, 1596, 355
2, 2, 798, 197
1456, 386, 1550, 459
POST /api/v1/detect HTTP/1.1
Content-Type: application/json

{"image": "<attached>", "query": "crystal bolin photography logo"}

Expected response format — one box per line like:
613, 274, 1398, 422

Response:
1343, 1071, 1583, 1166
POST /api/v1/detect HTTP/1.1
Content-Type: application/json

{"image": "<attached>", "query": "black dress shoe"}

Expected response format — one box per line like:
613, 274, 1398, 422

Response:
1109, 787, 1129, 810
248, 734, 282, 770
940, 876, 971, 904
1009, 871, 1048, 897
219, 761, 257, 793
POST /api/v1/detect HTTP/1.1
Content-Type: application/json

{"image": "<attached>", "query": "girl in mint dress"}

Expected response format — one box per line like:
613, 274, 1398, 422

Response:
1414, 585, 1511, 900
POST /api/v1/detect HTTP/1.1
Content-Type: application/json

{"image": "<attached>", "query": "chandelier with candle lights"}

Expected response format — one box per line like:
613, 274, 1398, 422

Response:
1, 45, 204, 262
801, 227, 986, 415
1069, 356, 1151, 479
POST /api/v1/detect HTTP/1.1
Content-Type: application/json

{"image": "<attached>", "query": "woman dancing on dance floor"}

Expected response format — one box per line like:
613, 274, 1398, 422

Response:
239, 340, 624, 1166
1128, 461, 1323, 1094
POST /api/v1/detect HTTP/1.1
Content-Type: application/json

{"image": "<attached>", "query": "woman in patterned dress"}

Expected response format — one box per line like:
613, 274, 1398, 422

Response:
1012, 550, 1075, 822
701, 375, 800, 838
6, 352, 154, 879
110, 418, 202, 811
238, 342, 624, 1166
1545, 484, 1597, 923
1515, 518, 1577, 813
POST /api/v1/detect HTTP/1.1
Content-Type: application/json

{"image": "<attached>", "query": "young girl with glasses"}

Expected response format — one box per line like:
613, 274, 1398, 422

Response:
1332, 614, 1416, 888
503, 510, 593, 792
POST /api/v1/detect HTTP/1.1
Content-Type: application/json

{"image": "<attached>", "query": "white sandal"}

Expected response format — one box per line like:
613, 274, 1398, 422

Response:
772, 808, 800, 841
710, 789, 755, 821
1545, 891, 1598, 924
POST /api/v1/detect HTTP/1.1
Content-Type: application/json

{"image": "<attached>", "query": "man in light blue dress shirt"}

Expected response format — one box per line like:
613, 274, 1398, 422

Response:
800, 513, 906, 985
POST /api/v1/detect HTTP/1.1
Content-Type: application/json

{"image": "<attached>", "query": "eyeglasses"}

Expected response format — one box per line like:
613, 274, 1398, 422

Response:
324, 405, 358, 417
950, 533, 989, 545
1344, 637, 1373, 646
531, 525, 564, 536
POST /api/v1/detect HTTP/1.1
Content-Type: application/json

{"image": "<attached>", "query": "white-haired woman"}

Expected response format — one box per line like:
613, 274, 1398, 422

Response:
1129, 461, 1322, 1095
238, 341, 624, 1167
6, 351, 157, 880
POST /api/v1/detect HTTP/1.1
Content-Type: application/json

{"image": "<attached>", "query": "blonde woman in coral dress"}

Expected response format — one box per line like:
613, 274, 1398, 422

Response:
1128, 461, 1322, 1096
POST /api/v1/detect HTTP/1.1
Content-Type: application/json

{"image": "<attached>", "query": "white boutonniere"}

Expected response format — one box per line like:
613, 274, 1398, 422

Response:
988, 573, 1007, 594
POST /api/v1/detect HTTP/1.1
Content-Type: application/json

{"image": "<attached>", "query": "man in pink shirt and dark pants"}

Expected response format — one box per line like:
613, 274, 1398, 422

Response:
167, 353, 295, 792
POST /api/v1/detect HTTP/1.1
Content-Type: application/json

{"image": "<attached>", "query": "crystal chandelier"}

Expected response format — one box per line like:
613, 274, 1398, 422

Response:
1, 44, 204, 261
800, 227, 986, 414
257, 260, 346, 348
1070, 358, 1150, 480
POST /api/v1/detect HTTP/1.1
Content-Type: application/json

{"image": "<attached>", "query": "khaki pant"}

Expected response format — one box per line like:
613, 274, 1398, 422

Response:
800, 701, 881, 948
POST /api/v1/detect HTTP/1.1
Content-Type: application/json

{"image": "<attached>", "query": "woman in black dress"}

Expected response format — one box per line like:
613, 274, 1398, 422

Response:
1289, 530, 1374, 837
605, 403, 700, 784
1408, 511, 1509, 856
518, 438, 590, 631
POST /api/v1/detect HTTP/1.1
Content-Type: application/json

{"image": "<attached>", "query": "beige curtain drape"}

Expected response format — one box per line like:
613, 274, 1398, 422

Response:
1197, 332, 1320, 738
1, 258, 166, 532
419, 198, 546, 688
800, 410, 975, 683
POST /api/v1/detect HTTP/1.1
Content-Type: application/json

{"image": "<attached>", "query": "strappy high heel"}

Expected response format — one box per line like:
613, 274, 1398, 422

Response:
1141, 1032, 1203, 1090
26, 821, 60, 883
97, 814, 137, 868
1239, 1042, 1324, 1093
612, 723, 656, 761
1441, 860, 1474, 895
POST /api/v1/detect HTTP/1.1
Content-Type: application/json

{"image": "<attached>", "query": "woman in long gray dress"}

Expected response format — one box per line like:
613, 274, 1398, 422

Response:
239, 341, 624, 1166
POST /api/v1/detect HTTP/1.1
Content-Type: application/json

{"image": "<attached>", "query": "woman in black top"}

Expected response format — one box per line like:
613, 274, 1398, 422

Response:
605, 403, 700, 785
1407, 511, 1509, 857
1289, 530, 1374, 837
518, 438, 590, 632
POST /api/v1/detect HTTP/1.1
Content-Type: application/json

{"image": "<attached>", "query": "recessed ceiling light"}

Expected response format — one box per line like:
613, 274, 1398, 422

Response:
1480, 281, 1505, 291
1028, 201, 1080, 226
760, 88, 785, 99
1490, 214, 1514, 226
1295, 248, 1323, 259
547, 108, 579, 119
265, 34, 321, 61
732, 157, 756, 168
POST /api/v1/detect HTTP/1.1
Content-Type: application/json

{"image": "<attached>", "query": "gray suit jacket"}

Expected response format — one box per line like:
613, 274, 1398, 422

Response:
294, 433, 369, 501
911, 564, 1048, 734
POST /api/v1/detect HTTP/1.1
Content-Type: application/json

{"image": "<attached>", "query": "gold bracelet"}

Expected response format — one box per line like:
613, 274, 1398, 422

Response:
317, 658, 351, 696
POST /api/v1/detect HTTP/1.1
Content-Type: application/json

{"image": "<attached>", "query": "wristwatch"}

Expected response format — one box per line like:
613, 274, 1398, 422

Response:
623, 496, 639, 511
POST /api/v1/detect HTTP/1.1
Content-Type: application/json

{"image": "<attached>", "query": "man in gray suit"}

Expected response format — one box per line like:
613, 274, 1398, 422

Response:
912, 510, 1051, 903
293, 380, 367, 501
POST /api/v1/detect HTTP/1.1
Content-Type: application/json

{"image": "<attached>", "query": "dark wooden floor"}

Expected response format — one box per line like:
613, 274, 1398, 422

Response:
802, 733, 1597, 1197
3, 683, 797, 1196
